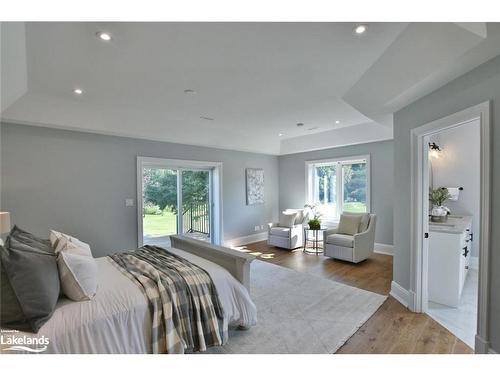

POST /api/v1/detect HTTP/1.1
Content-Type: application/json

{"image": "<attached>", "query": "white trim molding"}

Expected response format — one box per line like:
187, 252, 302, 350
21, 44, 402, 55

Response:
409, 101, 491, 352
224, 231, 268, 248
374, 243, 394, 256
390, 281, 410, 308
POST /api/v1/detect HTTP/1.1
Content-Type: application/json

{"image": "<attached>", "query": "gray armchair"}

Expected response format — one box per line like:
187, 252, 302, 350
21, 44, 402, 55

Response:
323, 213, 376, 263
268, 209, 308, 250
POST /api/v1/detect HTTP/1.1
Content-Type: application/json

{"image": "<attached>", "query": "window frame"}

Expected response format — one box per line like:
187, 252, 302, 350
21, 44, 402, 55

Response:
305, 154, 371, 223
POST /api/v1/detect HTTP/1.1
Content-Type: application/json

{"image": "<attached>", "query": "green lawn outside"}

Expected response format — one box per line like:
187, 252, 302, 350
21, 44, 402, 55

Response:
143, 212, 177, 236
343, 201, 367, 213
144, 203, 365, 237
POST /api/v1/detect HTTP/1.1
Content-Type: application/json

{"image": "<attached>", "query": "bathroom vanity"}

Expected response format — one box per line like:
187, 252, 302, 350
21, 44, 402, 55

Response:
428, 215, 473, 308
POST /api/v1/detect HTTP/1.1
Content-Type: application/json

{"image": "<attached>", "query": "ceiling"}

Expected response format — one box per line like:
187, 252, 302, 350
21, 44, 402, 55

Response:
2, 22, 500, 155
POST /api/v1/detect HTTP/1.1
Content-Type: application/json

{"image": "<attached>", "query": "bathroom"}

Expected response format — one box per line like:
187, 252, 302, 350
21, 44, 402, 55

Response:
426, 118, 481, 349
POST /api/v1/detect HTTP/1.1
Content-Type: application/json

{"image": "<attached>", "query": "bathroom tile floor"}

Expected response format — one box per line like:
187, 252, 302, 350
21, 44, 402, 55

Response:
427, 269, 478, 349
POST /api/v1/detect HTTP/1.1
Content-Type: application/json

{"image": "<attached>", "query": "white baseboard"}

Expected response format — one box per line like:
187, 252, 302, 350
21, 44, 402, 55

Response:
390, 280, 410, 308
224, 231, 268, 248
374, 243, 394, 256
408, 290, 417, 311
470, 256, 479, 270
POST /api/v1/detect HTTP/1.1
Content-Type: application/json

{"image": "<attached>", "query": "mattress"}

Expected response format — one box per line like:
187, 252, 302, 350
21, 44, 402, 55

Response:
3, 247, 257, 354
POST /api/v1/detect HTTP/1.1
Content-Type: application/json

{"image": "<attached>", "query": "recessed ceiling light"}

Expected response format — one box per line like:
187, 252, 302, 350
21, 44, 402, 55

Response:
296, 122, 304, 127
278, 133, 284, 137
96, 32, 112, 41
200, 116, 215, 121
184, 89, 196, 94
354, 25, 367, 35
335, 120, 340, 124
73, 88, 83, 95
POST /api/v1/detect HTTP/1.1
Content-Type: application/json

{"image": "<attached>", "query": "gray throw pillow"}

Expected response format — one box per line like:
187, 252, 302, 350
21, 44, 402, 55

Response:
9, 226, 53, 253
0, 256, 30, 331
1, 230, 60, 333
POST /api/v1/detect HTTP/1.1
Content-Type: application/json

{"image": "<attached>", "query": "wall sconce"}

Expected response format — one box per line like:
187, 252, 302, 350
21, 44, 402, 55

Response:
429, 142, 441, 159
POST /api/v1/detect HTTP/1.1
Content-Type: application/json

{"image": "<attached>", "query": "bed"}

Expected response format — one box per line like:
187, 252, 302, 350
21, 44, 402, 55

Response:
2, 236, 257, 354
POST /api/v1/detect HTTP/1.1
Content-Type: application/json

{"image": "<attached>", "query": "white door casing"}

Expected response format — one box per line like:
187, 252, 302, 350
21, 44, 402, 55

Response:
409, 101, 491, 353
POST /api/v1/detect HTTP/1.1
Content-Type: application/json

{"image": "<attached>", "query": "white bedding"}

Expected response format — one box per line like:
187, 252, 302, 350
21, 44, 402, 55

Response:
8, 247, 257, 354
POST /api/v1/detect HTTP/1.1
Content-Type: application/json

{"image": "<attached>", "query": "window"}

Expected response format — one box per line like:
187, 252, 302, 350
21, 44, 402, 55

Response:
306, 156, 370, 224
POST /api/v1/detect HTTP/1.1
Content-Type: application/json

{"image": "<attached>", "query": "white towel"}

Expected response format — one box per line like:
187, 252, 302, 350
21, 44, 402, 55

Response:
447, 187, 460, 201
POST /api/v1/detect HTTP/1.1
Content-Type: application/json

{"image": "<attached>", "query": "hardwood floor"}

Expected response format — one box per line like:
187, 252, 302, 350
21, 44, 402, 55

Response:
243, 241, 473, 354
243, 240, 392, 295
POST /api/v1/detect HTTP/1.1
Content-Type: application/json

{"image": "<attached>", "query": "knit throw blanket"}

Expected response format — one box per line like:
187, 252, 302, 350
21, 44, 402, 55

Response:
109, 245, 225, 353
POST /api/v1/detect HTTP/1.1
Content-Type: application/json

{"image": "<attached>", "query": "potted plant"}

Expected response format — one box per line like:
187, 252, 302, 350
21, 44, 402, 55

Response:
429, 187, 451, 222
304, 204, 322, 230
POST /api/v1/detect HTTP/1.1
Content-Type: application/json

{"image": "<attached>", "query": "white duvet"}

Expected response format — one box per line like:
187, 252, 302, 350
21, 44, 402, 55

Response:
9, 247, 257, 354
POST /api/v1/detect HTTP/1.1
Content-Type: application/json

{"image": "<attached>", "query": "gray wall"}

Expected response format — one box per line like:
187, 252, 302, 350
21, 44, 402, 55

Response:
394, 54, 500, 351
0, 123, 279, 257
278, 140, 394, 245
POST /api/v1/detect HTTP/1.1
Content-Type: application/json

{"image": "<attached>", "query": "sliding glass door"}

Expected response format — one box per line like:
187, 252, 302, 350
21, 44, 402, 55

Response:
180, 170, 211, 240
139, 159, 216, 247
142, 167, 179, 247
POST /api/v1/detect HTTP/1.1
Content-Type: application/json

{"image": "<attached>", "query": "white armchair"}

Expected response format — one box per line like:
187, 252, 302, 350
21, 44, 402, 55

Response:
268, 209, 308, 250
323, 213, 376, 263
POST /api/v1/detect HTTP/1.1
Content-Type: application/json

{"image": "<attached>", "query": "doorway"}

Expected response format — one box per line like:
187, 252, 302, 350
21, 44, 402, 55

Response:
424, 120, 480, 349
410, 101, 491, 353
137, 157, 223, 247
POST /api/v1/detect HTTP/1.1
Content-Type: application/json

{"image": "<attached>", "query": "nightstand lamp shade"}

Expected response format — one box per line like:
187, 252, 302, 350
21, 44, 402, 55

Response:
0, 212, 11, 235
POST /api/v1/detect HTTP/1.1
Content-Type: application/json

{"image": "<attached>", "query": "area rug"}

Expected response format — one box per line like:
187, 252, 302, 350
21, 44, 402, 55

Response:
206, 260, 387, 354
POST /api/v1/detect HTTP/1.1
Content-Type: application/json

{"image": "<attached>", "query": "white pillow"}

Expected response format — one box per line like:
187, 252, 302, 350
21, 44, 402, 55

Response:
280, 212, 298, 228
55, 237, 92, 257
50, 230, 92, 255
49, 229, 67, 247
337, 214, 362, 235
56, 238, 97, 301
342, 213, 370, 233
284, 209, 305, 225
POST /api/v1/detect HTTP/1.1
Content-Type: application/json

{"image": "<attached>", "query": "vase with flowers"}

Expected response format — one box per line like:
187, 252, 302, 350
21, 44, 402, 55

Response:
429, 187, 451, 222
304, 203, 323, 230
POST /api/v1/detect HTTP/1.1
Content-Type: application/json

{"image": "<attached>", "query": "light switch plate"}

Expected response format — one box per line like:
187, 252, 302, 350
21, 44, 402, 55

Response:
125, 199, 135, 207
